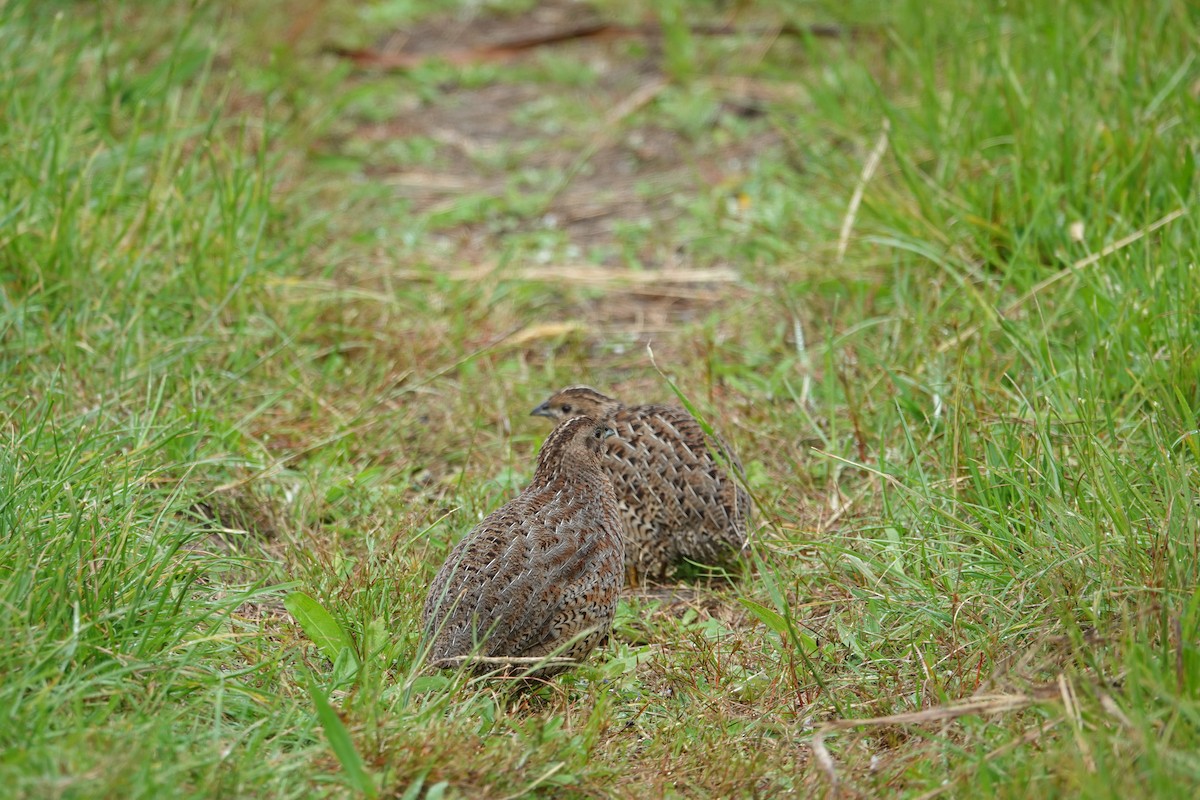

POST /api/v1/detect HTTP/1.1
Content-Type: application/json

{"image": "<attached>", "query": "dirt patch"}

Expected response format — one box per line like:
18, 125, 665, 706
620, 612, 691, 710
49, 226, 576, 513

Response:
334, 0, 785, 302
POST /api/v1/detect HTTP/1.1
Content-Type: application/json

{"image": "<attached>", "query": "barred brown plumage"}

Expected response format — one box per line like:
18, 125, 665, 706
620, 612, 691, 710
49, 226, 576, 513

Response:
531, 386, 750, 585
421, 416, 625, 676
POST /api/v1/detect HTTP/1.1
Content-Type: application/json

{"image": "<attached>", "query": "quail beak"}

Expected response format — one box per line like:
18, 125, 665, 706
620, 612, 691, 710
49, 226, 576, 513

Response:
602, 426, 616, 439
530, 402, 554, 419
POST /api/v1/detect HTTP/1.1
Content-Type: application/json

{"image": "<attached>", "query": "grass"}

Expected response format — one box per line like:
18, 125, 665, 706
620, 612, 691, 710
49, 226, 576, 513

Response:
1, 0, 1198, 796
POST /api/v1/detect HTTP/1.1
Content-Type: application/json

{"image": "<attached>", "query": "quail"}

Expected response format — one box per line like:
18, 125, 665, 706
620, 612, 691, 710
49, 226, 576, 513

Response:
530, 386, 749, 585
421, 416, 624, 676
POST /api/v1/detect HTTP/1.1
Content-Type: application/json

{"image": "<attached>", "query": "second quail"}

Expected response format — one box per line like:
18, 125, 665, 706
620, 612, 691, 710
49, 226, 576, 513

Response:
531, 386, 749, 584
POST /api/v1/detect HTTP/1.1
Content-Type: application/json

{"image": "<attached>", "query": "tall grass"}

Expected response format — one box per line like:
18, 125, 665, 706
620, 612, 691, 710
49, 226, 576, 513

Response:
2, 0, 1197, 796
0, 3, 320, 796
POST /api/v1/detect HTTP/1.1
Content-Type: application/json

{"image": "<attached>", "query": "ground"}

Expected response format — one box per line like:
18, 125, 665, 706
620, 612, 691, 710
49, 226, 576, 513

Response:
2, 0, 1199, 798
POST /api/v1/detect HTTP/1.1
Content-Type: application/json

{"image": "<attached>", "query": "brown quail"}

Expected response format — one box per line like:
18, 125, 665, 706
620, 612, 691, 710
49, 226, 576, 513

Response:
531, 386, 750, 585
421, 416, 624, 676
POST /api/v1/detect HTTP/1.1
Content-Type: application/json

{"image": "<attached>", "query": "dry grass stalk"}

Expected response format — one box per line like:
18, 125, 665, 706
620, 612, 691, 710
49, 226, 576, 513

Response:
937, 206, 1187, 352
836, 119, 891, 264
811, 688, 1061, 792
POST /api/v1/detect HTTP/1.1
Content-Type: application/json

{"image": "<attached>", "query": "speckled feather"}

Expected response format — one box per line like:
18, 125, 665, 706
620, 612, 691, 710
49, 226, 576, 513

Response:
421, 416, 624, 675
531, 386, 750, 584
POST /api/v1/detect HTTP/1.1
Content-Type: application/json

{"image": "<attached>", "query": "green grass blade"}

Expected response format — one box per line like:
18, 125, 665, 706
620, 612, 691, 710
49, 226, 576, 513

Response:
306, 674, 378, 799
285, 591, 359, 670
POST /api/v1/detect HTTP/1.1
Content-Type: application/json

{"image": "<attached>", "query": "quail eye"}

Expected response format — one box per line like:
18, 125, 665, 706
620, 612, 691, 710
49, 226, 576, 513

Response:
562, 404, 572, 413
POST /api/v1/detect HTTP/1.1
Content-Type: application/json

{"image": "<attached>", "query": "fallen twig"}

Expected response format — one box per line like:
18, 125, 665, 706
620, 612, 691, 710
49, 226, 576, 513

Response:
329, 21, 851, 70
389, 263, 739, 286
431, 655, 578, 668
823, 689, 1055, 731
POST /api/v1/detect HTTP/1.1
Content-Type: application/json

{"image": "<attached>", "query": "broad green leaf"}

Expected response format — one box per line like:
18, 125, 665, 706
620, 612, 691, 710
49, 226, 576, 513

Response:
738, 597, 791, 637
285, 591, 355, 665
332, 644, 361, 687
739, 597, 818, 654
